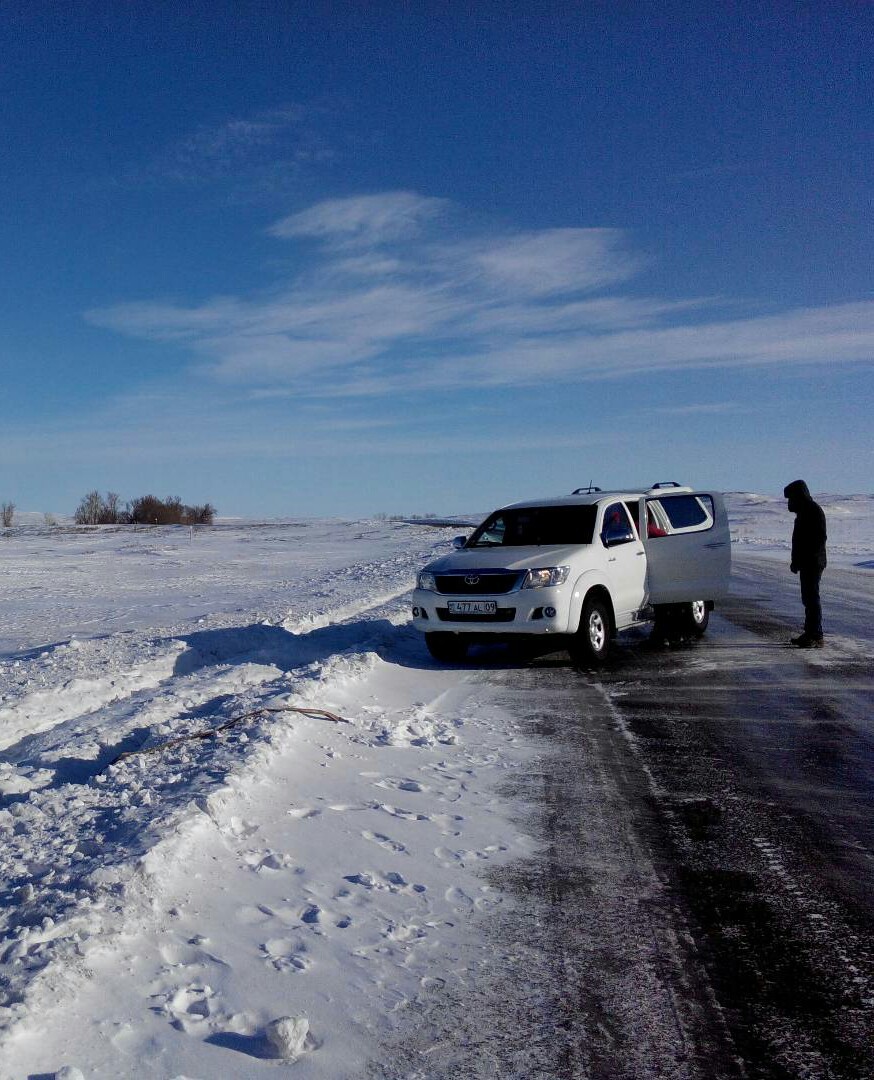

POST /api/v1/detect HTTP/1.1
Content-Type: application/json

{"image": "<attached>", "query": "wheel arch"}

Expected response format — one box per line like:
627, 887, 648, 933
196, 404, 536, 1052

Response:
568, 571, 615, 633
578, 583, 616, 638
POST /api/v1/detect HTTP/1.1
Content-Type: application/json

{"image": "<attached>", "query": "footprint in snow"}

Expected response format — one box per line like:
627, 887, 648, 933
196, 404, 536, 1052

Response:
244, 850, 294, 873
378, 803, 428, 822
384, 921, 428, 942
236, 904, 278, 926
434, 845, 506, 865
300, 903, 321, 925
261, 937, 311, 973
444, 886, 475, 912
159, 942, 228, 970
222, 815, 259, 839
434, 846, 464, 865
155, 983, 226, 1034
428, 812, 465, 836
362, 830, 408, 853
375, 777, 426, 793
343, 871, 426, 894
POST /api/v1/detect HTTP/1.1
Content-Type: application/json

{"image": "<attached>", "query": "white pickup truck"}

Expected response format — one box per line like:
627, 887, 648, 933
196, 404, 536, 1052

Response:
411, 483, 731, 664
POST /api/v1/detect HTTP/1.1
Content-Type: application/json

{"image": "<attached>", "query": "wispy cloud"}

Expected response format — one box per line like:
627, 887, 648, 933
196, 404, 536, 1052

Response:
653, 402, 741, 416
270, 191, 448, 246
467, 228, 639, 296
87, 191, 874, 397
143, 106, 336, 187
0, 385, 615, 471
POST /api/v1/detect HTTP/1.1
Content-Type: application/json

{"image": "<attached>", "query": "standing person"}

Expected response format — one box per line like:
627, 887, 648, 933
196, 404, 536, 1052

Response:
783, 480, 827, 647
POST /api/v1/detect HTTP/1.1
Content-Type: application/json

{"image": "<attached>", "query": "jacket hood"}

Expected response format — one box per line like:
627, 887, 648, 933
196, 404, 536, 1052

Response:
783, 479, 813, 502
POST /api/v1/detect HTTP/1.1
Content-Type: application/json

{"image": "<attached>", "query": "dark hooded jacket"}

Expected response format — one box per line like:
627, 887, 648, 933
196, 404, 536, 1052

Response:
783, 480, 827, 572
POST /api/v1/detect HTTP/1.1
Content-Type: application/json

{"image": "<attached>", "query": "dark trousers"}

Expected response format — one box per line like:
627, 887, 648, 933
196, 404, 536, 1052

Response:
799, 567, 823, 639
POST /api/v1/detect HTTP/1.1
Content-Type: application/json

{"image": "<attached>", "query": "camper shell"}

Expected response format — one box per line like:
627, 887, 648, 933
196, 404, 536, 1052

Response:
411, 483, 731, 663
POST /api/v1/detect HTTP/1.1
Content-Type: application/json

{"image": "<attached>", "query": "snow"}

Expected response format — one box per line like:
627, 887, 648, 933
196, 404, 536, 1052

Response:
0, 498, 872, 1078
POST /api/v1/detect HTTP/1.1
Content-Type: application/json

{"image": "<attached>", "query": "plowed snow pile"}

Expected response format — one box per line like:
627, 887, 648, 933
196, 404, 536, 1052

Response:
0, 519, 537, 1078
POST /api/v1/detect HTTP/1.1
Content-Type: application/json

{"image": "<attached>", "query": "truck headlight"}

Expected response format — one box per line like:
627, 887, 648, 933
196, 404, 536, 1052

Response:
417, 571, 438, 591
522, 566, 570, 589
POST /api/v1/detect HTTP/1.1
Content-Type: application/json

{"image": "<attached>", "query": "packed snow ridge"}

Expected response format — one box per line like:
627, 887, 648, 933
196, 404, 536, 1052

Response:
0, 518, 541, 1077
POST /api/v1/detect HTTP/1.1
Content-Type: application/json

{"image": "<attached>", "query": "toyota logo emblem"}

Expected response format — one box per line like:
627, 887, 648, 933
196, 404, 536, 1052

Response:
464, 575, 480, 585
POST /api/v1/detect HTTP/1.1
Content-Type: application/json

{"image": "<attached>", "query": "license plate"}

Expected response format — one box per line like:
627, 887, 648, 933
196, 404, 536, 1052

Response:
447, 600, 497, 615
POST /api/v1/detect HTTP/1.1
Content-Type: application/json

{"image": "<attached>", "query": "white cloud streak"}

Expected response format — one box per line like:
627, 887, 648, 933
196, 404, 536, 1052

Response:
87, 192, 874, 398
140, 106, 337, 189
270, 191, 448, 246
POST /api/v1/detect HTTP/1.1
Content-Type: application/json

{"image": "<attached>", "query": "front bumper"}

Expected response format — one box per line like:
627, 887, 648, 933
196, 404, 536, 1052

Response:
410, 586, 573, 635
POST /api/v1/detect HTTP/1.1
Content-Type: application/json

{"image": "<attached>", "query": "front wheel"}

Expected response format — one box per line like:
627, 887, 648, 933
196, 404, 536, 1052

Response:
568, 595, 612, 666
425, 632, 469, 662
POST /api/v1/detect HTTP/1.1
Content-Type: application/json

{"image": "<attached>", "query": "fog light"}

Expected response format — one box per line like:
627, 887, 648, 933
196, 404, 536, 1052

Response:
544, 606, 557, 618
412, 606, 421, 617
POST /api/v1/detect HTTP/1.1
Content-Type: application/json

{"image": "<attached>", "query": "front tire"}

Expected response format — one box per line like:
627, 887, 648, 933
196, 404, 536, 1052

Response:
425, 632, 469, 662
569, 595, 612, 665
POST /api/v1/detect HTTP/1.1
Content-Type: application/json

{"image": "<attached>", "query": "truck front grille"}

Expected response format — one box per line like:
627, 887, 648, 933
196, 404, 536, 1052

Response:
435, 572, 521, 595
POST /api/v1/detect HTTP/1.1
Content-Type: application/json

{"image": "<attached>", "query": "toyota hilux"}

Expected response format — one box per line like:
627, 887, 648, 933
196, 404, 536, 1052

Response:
411, 483, 731, 664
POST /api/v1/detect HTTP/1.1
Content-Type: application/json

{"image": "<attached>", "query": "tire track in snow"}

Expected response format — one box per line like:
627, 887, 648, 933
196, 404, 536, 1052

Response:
0, 548, 421, 762
0, 643, 188, 755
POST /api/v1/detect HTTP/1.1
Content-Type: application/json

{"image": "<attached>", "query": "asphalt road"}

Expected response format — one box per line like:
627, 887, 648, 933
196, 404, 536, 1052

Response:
378, 558, 874, 1079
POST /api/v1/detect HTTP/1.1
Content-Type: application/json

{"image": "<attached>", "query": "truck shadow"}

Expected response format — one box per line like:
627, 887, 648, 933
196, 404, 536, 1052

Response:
171, 618, 418, 675
169, 619, 703, 679
171, 620, 574, 675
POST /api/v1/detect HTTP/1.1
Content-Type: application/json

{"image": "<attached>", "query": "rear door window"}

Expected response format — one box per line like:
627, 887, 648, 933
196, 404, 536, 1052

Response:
652, 494, 714, 533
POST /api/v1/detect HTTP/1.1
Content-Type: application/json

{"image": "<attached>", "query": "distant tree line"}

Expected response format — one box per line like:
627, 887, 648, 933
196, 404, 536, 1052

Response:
74, 491, 216, 526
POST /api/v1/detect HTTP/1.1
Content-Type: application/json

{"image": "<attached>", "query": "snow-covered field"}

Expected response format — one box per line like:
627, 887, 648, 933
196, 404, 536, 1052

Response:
727, 491, 874, 569
0, 493, 871, 1078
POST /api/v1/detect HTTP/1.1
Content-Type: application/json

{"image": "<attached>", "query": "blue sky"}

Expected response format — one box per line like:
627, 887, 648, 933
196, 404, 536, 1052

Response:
1, 2, 871, 517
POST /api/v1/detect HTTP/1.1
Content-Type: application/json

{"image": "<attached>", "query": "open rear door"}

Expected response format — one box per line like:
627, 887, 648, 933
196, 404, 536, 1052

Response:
643, 491, 731, 605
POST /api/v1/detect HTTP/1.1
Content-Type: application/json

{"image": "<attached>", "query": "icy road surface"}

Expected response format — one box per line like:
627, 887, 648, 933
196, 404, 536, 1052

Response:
0, 503, 872, 1079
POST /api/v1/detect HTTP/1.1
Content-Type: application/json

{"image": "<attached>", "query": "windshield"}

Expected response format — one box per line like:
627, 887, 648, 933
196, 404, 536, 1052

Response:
467, 505, 598, 547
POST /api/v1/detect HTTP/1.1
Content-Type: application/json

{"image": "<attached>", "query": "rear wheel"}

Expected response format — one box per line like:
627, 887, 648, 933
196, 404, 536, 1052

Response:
683, 600, 710, 636
425, 632, 469, 662
569, 595, 612, 665
653, 601, 710, 640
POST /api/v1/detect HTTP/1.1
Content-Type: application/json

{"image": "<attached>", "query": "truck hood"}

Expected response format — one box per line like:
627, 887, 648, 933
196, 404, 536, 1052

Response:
422, 545, 586, 574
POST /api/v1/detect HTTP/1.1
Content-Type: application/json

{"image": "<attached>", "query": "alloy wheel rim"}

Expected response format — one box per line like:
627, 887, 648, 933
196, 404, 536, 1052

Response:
588, 611, 606, 651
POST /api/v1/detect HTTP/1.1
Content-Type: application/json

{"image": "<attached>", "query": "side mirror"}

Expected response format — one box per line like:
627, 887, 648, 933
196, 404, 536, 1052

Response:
451, 535, 467, 550
602, 526, 635, 548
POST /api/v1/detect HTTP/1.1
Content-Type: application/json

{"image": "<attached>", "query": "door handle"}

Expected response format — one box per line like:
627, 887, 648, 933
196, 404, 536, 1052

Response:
704, 542, 727, 549
636, 550, 646, 556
